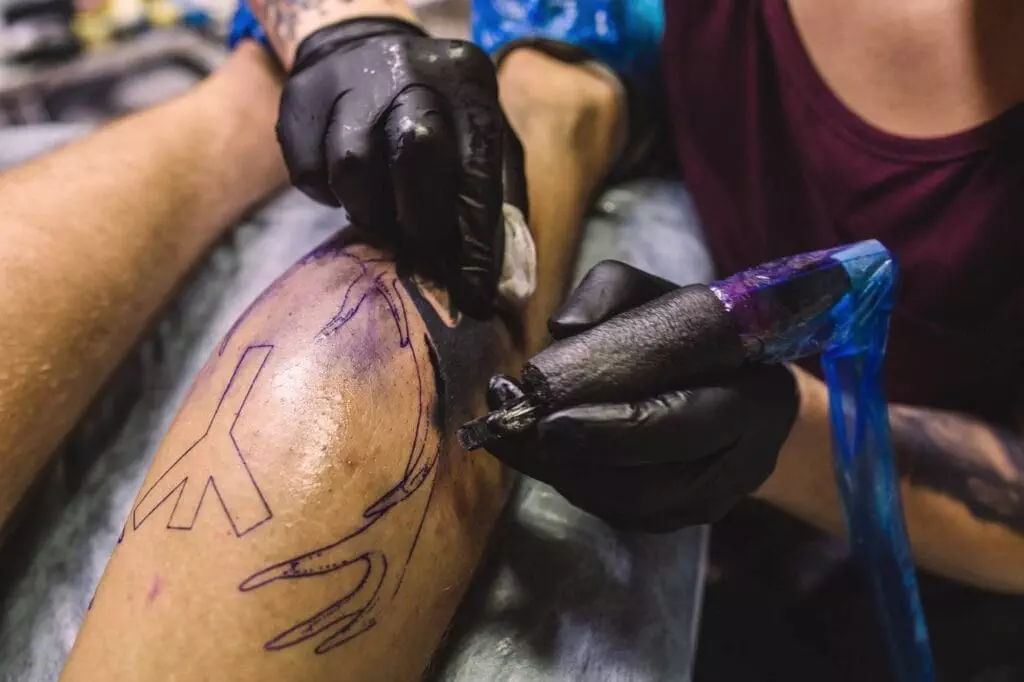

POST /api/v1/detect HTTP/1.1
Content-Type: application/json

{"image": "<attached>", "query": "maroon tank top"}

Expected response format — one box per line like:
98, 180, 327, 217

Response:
661, 0, 1024, 422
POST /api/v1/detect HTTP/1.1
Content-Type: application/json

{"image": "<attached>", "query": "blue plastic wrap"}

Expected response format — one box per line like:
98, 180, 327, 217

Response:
227, 0, 270, 50
470, 0, 664, 86
711, 240, 935, 682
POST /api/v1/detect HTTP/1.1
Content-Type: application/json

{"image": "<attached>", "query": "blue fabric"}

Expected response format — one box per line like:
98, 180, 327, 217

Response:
471, 0, 664, 87
227, 0, 270, 50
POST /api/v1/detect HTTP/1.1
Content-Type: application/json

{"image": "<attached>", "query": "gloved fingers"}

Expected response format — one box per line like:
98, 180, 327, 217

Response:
386, 85, 461, 266
725, 365, 796, 493
550, 455, 745, 531
739, 363, 799, 428
548, 260, 677, 339
325, 91, 397, 237
594, 494, 745, 533
448, 49, 504, 318
277, 65, 343, 207
482, 431, 560, 483
535, 385, 743, 467
484, 417, 749, 531
486, 374, 527, 411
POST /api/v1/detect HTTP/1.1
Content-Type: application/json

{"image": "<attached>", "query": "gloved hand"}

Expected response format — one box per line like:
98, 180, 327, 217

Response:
484, 261, 799, 532
278, 18, 525, 317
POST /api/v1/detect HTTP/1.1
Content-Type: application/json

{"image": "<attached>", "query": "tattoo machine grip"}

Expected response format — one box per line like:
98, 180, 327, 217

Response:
521, 284, 746, 409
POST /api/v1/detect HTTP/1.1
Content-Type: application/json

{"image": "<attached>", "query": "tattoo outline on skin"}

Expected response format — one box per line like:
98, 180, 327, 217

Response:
132, 344, 275, 537
238, 247, 446, 655
260, 0, 361, 43
125, 239, 499, 656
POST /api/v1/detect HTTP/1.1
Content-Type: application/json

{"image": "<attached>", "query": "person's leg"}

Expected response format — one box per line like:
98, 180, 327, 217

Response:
0, 45, 285, 533
61, 49, 623, 682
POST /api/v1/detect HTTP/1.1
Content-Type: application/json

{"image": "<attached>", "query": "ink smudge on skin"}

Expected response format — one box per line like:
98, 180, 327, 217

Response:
425, 337, 446, 431
146, 575, 162, 605
132, 230, 512, 657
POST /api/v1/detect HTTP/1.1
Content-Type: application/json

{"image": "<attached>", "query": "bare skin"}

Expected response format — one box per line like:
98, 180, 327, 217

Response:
61, 48, 622, 682
0, 44, 286, 534
786, 0, 1024, 137
246, 0, 420, 69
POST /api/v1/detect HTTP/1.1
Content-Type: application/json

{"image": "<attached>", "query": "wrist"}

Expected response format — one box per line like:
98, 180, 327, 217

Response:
293, 16, 427, 71
250, 0, 420, 69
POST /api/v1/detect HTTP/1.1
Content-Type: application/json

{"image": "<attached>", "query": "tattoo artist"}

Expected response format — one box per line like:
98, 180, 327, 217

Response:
241, 0, 1024, 602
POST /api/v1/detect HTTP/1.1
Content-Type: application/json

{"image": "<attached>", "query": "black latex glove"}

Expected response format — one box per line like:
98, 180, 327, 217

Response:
485, 261, 799, 532
278, 18, 526, 317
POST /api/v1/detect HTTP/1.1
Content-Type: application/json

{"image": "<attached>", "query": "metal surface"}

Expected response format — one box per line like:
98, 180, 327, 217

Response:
458, 396, 541, 451
0, 28, 223, 125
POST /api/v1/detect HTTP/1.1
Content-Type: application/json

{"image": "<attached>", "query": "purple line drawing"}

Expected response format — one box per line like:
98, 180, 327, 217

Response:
239, 247, 441, 656
132, 344, 274, 537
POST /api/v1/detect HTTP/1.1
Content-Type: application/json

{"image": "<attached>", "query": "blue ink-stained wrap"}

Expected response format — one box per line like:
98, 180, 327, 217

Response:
471, 0, 664, 87
227, 0, 270, 51
711, 240, 935, 682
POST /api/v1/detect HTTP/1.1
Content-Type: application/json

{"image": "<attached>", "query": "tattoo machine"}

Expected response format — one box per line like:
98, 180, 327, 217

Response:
459, 239, 934, 682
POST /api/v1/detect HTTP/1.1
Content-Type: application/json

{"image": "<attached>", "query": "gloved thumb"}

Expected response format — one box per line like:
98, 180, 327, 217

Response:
548, 260, 676, 339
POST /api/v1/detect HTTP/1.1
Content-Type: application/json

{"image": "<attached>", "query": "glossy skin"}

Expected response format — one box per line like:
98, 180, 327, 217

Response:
61, 233, 517, 681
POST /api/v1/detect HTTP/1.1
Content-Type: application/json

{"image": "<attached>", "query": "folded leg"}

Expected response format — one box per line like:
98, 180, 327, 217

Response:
61, 48, 623, 682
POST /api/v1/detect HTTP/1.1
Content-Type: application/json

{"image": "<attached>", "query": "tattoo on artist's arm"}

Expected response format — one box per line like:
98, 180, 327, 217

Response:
890, 405, 1024, 532
258, 0, 398, 44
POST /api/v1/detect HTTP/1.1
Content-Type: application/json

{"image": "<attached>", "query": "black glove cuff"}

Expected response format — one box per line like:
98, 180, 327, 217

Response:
292, 16, 429, 74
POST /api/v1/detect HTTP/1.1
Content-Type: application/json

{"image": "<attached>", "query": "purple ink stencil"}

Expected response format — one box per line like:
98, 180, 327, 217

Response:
133, 344, 274, 537
146, 575, 162, 605
235, 247, 442, 656
135, 245, 456, 656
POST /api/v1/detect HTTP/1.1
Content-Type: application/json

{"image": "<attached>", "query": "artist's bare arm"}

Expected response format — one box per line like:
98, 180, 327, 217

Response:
61, 49, 618, 682
757, 366, 1024, 593
248, 0, 419, 68
0, 45, 286, 532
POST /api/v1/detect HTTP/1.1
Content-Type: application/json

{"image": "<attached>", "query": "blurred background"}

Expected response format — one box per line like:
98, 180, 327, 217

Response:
0, 0, 467, 127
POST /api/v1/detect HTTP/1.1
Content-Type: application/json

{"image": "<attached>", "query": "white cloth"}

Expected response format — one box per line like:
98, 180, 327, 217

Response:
497, 202, 537, 310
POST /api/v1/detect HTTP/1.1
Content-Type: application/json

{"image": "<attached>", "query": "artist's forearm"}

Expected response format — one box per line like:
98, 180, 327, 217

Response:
888, 403, 1024, 531
756, 367, 1024, 593
0, 44, 286, 527
250, 0, 419, 69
